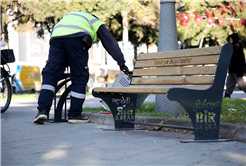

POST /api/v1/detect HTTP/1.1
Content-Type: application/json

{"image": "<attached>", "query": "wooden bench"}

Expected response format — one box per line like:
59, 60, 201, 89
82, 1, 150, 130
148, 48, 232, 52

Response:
92, 43, 233, 142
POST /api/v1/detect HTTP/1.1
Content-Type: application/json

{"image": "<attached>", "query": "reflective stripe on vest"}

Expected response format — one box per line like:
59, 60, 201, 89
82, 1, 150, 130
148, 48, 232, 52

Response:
41, 84, 55, 93
54, 24, 91, 38
51, 12, 103, 43
66, 13, 94, 31
70, 91, 86, 99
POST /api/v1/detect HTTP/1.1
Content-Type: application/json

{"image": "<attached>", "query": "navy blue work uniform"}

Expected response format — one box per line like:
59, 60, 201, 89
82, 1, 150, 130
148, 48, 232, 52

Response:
37, 13, 127, 118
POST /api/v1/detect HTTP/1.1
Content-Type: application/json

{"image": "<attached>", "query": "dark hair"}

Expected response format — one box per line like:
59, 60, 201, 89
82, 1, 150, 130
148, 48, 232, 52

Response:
228, 33, 239, 43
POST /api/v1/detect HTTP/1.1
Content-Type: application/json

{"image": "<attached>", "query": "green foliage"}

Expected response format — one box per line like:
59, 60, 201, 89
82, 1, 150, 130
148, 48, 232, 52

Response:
105, 12, 123, 41
134, 98, 246, 125
2, 0, 246, 55
177, 0, 246, 48
135, 102, 175, 118
221, 98, 246, 124
94, 1, 160, 57
128, 1, 160, 47
12, 94, 37, 99
1, 1, 127, 39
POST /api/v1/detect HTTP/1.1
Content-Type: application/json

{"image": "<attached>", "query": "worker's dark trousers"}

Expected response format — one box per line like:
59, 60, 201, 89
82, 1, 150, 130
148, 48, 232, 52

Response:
37, 38, 89, 117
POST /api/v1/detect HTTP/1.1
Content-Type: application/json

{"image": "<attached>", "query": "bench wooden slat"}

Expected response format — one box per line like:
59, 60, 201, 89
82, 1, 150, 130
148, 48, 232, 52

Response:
137, 46, 222, 60
93, 85, 211, 94
131, 75, 214, 85
135, 55, 219, 68
133, 66, 217, 76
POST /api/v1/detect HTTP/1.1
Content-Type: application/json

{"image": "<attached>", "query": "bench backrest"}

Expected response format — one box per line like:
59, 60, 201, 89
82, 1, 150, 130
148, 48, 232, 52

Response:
129, 46, 223, 92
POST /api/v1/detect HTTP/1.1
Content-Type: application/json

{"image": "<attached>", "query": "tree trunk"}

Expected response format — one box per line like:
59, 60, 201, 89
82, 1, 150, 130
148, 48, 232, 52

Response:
2, 23, 9, 49
0, 6, 9, 49
121, 11, 128, 56
133, 45, 137, 64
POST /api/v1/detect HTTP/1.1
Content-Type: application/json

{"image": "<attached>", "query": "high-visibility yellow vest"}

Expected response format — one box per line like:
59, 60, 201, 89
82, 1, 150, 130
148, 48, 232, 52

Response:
51, 12, 104, 43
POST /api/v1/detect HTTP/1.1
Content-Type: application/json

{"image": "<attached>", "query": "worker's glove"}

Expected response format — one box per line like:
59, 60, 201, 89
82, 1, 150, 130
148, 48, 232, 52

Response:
120, 65, 129, 75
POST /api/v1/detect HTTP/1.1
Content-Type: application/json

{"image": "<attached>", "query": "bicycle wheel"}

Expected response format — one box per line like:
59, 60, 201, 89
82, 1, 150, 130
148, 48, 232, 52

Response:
1, 78, 12, 113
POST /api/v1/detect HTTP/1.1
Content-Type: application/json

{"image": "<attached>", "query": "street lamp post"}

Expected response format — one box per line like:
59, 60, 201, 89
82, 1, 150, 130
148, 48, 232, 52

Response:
155, 0, 184, 116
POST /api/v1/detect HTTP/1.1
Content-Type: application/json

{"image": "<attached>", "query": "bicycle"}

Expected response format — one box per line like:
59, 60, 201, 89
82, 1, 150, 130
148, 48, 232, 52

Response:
1, 49, 15, 113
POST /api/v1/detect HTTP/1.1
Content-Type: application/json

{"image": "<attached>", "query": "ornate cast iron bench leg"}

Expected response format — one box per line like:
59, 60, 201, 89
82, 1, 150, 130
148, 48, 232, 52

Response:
167, 88, 233, 143
167, 44, 234, 142
92, 90, 138, 130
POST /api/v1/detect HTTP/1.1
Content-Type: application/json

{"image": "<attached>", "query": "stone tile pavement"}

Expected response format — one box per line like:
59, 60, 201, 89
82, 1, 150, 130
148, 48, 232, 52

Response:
1, 97, 246, 166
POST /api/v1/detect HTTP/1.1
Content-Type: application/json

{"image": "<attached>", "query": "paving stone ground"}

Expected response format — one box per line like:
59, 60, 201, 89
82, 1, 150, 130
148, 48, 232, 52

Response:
1, 98, 246, 166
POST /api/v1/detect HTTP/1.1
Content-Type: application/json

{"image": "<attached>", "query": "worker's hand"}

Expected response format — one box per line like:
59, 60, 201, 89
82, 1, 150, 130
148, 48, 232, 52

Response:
120, 65, 129, 75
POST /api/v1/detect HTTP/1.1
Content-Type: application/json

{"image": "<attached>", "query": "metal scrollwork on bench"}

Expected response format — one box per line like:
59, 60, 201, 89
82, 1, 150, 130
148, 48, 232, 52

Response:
195, 110, 218, 130
111, 96, 135, 121
193, 99, 220, 131
115, 105, 135, 121
92, 91, 138, 129
191, 99, 221, 140
168, 90, 223, 140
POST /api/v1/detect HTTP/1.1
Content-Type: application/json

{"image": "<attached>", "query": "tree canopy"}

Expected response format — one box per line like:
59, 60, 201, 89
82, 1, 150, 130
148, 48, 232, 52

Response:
176, 0, 246, 49
1, 1, 128, 43
1, 0, 245, 53
105, 1, 160, 58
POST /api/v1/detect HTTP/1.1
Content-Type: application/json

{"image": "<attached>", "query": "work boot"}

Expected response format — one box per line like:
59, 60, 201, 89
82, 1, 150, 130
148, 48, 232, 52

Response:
33, 110, 48, 124
68, 115, 90, 124
224, 93, 231, 98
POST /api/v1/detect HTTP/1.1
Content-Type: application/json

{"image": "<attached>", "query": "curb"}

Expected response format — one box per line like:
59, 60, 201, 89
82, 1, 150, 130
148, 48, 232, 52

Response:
82, 112, 246, 142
